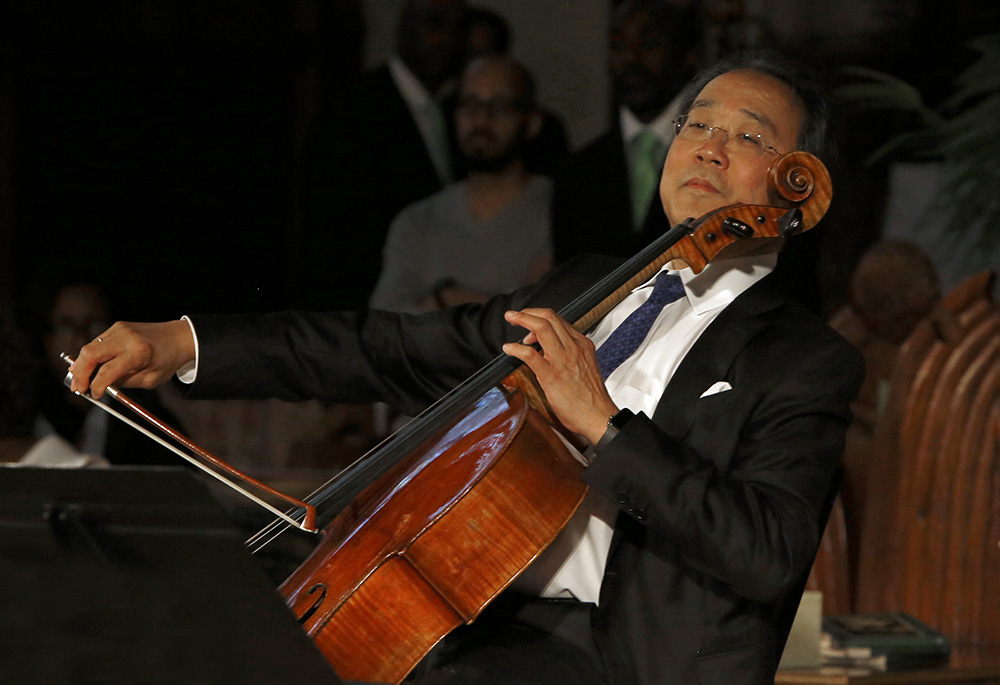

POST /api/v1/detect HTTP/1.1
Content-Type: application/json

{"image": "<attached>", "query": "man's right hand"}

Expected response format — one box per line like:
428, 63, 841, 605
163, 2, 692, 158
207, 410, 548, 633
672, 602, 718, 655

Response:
69, 320, 196, 399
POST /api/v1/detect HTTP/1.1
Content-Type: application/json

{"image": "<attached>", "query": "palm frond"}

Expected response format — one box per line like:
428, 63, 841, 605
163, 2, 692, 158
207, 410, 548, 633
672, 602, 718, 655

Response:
837, 32, 1000, 253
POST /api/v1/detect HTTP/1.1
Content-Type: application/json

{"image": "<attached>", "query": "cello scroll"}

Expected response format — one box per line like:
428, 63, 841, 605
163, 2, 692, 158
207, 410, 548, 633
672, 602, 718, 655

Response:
768, 150, 832, 229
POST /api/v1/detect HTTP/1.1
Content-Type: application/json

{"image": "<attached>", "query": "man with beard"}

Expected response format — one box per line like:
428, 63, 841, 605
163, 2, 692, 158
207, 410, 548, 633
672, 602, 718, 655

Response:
551, 0, 701, 261
369, 55, 552, 314
461, 6, 570, 178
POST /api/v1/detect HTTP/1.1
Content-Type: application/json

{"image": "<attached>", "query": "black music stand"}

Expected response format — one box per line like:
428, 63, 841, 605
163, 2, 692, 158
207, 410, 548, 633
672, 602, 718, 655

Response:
0, 465, 346, 684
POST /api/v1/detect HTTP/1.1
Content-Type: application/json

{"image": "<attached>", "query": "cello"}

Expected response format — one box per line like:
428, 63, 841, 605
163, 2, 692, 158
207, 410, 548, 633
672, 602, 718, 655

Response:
66, 151, 832, 684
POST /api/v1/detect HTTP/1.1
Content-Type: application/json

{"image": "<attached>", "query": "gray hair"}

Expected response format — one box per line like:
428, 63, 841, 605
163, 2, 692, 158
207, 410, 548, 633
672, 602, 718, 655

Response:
677, 52, 831, 158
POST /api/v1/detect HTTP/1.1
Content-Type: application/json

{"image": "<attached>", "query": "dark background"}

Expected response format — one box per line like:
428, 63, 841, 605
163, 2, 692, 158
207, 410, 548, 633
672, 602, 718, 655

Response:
2, 0, 997, 323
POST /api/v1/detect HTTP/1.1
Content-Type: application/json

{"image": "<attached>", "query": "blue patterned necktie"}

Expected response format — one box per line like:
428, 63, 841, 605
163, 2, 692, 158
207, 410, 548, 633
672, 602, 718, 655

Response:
595, 272, 686, 379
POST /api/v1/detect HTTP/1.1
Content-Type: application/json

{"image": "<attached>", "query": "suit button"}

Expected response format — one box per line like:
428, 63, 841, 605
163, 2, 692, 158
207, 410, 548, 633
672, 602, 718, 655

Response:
634, 509, 647, 521
617, 491, 628, 505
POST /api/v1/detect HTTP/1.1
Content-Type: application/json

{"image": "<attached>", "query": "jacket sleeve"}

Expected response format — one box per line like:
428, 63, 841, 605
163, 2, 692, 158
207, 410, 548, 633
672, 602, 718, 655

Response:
185, 255, 617, 416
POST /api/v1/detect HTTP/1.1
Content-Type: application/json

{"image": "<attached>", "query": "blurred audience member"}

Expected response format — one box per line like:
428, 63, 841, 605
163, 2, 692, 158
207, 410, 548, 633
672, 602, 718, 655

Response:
0, 312, 107, 467
371, 56, 552, 313
462, 5, 570, 177
31, 281, 182, 466
829, 240, 941, 434
552, 0, 702, 260
301, 0, 471, 310
466, 6, 511, 57
828, 240, 941, 565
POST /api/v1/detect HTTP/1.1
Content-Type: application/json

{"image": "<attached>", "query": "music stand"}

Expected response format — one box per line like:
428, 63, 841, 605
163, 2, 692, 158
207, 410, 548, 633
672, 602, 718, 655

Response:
0, 465, 345, 683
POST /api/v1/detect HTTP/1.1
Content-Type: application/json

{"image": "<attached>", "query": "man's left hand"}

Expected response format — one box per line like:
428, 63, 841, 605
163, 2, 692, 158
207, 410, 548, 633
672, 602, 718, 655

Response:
502, 308, 618, 445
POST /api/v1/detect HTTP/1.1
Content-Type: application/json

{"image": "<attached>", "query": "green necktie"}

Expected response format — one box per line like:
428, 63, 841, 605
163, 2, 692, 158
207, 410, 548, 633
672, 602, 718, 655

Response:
630, 130, 665, 231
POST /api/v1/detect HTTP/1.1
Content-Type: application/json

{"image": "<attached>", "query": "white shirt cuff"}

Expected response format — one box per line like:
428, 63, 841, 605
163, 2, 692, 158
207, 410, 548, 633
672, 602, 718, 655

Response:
176, 315, 199, 384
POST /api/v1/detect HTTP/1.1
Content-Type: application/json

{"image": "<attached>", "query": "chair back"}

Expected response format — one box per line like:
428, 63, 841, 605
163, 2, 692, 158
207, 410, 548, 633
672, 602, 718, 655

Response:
855, 271, 999, 647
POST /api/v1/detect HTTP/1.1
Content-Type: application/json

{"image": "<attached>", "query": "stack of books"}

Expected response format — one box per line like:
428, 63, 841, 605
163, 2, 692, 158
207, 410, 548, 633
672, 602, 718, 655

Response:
821, 612, 951, 672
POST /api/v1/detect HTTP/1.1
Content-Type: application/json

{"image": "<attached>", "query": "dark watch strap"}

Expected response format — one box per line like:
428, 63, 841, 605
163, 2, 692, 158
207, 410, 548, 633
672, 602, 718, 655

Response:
595, 408, 635, 452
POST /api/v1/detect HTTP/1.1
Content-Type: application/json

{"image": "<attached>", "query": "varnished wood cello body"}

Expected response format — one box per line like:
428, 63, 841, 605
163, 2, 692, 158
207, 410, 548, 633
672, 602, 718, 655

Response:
282, 377, 585, 683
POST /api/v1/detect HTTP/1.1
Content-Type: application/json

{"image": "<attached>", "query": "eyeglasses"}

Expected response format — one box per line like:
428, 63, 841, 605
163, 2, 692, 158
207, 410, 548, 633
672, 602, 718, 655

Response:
673, 113, 781, 157
456, 96, 527, 119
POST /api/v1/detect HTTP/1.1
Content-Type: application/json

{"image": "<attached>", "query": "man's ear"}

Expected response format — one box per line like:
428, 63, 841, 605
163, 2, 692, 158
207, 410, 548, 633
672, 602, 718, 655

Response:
525, 110, 544, 140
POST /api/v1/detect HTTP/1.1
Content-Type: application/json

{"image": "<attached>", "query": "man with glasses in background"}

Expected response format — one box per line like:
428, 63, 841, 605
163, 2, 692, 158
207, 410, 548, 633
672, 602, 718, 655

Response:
70, 54, 863, 685
370, 55, 552, 314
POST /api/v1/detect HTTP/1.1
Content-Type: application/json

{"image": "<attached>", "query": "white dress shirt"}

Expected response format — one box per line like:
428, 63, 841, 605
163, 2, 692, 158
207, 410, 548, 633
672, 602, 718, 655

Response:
512, 252, 778, 604
619, 99, 680, 173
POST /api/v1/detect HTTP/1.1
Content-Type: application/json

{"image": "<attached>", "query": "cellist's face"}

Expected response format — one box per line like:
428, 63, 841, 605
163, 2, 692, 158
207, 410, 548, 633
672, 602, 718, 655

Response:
659, 69, 803, 225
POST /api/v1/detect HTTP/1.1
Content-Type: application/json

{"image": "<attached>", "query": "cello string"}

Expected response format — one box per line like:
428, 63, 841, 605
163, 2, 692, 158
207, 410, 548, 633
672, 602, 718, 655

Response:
243, 379, 496, 549
243, 369, 522, 548
244, 426, 414, 548
248, 190, 823, 544
247, 218, 700, 541
247, 520, 293, 553
289, 220, 693, 507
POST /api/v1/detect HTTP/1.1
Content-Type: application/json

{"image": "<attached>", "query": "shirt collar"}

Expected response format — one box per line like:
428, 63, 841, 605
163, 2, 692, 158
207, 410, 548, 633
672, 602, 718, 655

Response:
634, 251, 778, 315
389, 54, 433, 110
619, 91, 685, 147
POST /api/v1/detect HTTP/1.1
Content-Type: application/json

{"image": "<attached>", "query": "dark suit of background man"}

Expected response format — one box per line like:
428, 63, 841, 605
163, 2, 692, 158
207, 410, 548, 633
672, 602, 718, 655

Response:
552, 0, 702, 262
300, 0, 469, 310
71, 54, 863, 685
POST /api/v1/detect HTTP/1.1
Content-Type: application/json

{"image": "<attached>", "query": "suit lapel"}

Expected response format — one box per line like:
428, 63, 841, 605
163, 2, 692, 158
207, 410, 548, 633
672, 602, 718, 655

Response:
652, 273, 787, 446
375, 66, 442, 184
605, 274, 788, 559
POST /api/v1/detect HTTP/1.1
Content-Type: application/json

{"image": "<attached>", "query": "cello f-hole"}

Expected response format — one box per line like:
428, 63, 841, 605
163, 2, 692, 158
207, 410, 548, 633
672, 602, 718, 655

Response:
297, 583, 328, 625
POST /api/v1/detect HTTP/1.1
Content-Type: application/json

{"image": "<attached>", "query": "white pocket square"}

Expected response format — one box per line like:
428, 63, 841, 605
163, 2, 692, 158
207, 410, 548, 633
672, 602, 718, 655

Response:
700, 381, 732, 398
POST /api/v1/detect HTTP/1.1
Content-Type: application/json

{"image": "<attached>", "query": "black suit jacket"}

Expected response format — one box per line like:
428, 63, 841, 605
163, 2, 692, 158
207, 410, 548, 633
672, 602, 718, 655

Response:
189, 256, 863, 684
552, 126, 672, 263
300, 65, 450, 310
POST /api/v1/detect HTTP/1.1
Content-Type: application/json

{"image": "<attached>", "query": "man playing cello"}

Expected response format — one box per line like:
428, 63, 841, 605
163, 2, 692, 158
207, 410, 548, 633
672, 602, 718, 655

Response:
70, 53, 863, 685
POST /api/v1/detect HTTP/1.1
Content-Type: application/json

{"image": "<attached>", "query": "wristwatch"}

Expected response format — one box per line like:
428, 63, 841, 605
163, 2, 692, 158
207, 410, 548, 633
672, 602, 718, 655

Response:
595, 408, 634, 452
